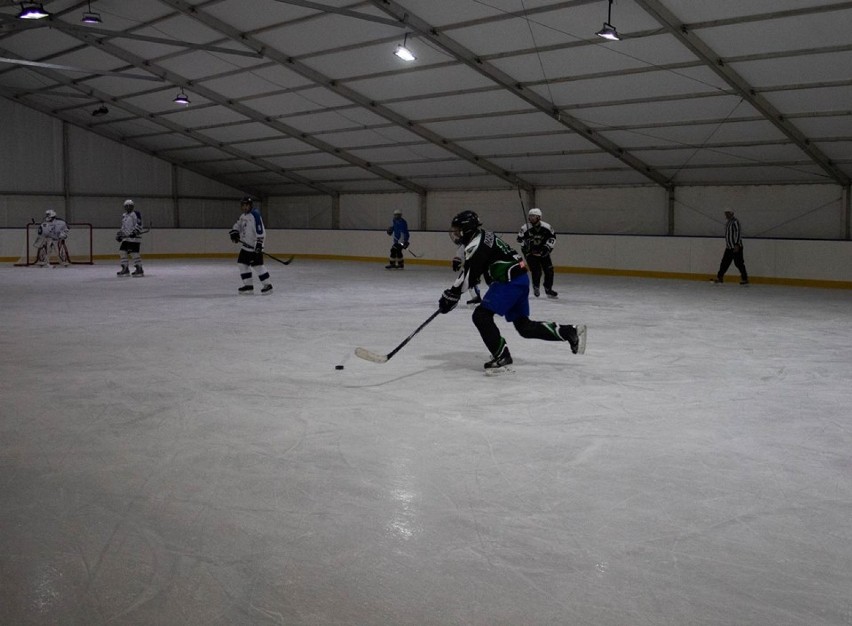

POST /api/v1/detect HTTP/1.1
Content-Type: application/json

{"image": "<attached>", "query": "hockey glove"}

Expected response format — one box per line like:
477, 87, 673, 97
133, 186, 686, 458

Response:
115, 231, 124, 242
438, 288, 460, 314
452, 256, 462, 272
386, 226, 393, 235
131, 228, 141, 238
402, 241, 409, 249
255, 241, 263, 254
229, 229, 240, 243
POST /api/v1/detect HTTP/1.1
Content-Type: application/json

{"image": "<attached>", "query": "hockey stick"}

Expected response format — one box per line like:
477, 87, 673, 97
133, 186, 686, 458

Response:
405, 247, 422, 258
238, 240, 295, 265
355, 309, 441, 363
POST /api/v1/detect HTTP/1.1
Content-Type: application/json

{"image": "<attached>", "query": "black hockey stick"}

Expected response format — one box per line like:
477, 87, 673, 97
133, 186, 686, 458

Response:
355, 309, 441, 363
239, 240, 294, 265
405, 247, 422, 258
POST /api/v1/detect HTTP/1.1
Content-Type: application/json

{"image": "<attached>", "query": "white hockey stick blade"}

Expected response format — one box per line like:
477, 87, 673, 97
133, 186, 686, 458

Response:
575, 325, 587, 355
355, 347, 388, 363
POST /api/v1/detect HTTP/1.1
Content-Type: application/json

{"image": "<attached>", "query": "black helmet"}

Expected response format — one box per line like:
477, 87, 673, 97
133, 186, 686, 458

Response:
449, 210, 481, 245
240, 196, 254, 204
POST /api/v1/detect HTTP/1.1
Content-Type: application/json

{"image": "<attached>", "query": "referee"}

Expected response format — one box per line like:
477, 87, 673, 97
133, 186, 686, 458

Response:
713, 209, 749, 285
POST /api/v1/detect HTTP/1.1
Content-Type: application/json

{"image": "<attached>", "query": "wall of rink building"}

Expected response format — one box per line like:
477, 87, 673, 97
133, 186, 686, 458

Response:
1, 228, 850, 289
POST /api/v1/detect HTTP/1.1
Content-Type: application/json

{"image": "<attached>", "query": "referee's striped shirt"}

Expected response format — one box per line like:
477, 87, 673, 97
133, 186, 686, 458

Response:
725, 217, 742, 249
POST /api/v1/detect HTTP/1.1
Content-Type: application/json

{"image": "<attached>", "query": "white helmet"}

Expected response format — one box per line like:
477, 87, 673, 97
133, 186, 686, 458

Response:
45, 209, 56, 220
528, 208, 542, 218
123, 199, 134, 208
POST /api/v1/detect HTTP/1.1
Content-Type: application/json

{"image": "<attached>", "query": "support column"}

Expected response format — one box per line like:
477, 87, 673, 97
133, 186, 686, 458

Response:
667, 185, 676, 236
418, 192, 427, 230
331, 193, 340, 229
62, 122, 71, 221
844, 185, 851, 241
171, 164, 180, 228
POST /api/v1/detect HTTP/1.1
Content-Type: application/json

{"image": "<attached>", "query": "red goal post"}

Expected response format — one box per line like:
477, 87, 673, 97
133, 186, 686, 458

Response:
15, 222, 94, 266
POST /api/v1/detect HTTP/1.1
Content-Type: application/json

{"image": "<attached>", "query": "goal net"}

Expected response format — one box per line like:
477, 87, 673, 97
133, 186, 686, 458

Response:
15, 222, 94, 266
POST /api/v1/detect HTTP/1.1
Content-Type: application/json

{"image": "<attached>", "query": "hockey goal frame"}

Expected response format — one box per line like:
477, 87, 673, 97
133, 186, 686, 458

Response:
15, 222, 94, 266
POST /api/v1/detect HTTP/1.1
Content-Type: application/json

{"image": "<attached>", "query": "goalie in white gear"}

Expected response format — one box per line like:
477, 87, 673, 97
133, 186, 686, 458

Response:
229, 196, 272, 294
115, 199, 144, 277
35, 209, 70, 267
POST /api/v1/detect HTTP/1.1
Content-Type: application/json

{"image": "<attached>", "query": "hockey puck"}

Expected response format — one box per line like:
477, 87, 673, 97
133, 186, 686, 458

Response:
335, 365, 344, 370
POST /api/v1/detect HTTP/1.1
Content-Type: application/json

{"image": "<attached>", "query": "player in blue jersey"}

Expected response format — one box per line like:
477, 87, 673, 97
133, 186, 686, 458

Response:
385, 209, 410, 269
229, 196, 272, 295
437, 210, 586, 372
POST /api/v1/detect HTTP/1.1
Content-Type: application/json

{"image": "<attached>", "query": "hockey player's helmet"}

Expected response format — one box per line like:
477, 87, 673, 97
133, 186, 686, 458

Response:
240, 196, 254, 211
449, 210, 481, 245
528, 207, 542, 219
44, 209, 56, 221
123, 199, 134, 210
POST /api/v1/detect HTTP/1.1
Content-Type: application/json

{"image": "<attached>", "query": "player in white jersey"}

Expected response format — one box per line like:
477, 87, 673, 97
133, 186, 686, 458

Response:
115, 199, 144, 277
229, 196, 272, 294
35, 209, 70, 267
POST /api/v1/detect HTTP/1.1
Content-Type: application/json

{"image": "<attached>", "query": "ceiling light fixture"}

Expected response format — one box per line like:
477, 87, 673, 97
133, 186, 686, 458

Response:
595, 0, 621, 41
17, 3, 51, 19
173, 89, 190, 105
394, 33, 416, 62
91, 104, 108, 117
82, 0, 101, 24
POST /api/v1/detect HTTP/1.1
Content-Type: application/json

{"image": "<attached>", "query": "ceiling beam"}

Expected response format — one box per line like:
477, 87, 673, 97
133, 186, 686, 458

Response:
633, 0, 851, 186
11, 20, 265, 58
0, 44, 338, 197
270, 0, 405, 28
368, 0, 672, 189
52, 17, 424, 196
159, 0, 536, 193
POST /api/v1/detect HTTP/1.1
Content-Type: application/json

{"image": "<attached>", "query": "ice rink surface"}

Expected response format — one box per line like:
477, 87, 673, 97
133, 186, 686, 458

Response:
2, 259, 851, 625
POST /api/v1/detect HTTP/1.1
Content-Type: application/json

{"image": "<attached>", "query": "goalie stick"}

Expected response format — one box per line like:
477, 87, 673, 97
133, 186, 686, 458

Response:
238, 240, 295, 265
355, 309, 441, 363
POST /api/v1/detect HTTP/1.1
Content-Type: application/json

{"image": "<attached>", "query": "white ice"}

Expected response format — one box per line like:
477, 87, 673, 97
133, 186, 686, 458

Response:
2, 259, 851, 625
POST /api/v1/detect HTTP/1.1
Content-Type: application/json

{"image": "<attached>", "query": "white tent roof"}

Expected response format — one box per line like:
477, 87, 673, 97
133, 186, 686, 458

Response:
1, 0, 850, 196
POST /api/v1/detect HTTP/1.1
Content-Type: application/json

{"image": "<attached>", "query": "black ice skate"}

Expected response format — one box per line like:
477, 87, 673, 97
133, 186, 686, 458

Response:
545, 288, 558, 299
484, 346, 513, 375
559, 324, 587, 355
533, 286, 540, 297
117, 267, 130, 277
385, 263, 397, 270
261, 284, 273, 295
467, 295, 482, 305
238, 285, 254, 294
131, 266, 144, 277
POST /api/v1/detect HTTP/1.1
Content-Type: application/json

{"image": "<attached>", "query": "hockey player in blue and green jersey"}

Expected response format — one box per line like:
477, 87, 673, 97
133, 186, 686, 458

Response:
437, 210, 586, 373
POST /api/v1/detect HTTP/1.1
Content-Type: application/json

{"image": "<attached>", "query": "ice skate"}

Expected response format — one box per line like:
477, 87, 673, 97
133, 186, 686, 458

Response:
238, 285, 254, 294
117, 266, 130, 277
385, 263, 397, 270
467, 295, 482, 305
740, 279, 749, 285
131, 266, 144, 277
560, 324, 587, 355
711, 277, 723, 284
484, 346, 513, 375
533, 286, 540, 297
545, 288, 558, 299
261, 284, 273, 295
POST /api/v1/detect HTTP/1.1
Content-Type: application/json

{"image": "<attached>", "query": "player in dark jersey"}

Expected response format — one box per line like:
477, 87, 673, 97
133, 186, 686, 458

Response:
437, 210, 586, 372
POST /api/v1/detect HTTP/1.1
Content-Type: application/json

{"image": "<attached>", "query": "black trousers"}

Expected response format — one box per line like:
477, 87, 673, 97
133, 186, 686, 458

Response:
526, 254, 554, 289
389, 243, 404, 261
717, 246, 748, 281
